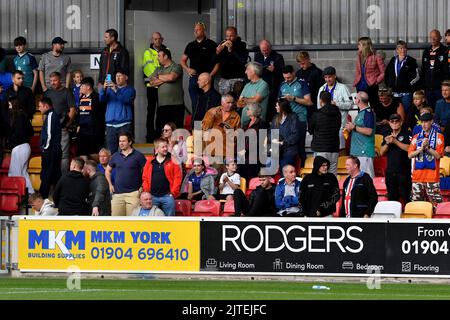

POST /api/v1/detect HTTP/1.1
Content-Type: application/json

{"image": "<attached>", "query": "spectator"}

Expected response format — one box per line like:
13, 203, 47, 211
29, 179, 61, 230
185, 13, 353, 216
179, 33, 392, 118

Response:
202, 93, 241, 159
142, 32, 168, 142
412, 106, 441, 136
238, 103, 268, 182
339, 156, 378, 218
434, 81, 450, 131
408, 112, 444, 210
384, 40, 420, 113
100, 70, 136, 153
275, 165, 302, 217
317, 66, 352, 150
353, 37, 385, 108
406, 90, 427, 132
53, 157, 90, 215
142, 138, 182, 216
43, 71, 76, 173
216, 26, 249, 95
299, 156, 340, 217
446, 29, 450, 75
180, 158, 216, 201
77, 77, 104, 158
38, 97, 62, 199
97, 148, 115, 186
29, 193, 58, 216
71, 70, 83, 110
83, 160, 111, 216
180, 22, 219, 110
38, 37, 72, 91
296, 51, 324, 120
255, 39, 285, 121
380, 114, 411, 204
131, 192, 165, 217
192, 72, 221, 125
161, 122, 188, 166
345, 91, 376, 178
374, 87, 406, 135
421, 29, 449, 109
13, 36, 38, 92
4, 70, 35, 120
234, 172, 276, 217
271, 99, 301, 170
149, 48, 185, 133
309, 91, 342, 175
237, 62, 269, 126
106, 132, 147, 216
4, 97, 34, 194
218, 158, 241, 201
99, 29, 130, 85
279, 65, 312, 166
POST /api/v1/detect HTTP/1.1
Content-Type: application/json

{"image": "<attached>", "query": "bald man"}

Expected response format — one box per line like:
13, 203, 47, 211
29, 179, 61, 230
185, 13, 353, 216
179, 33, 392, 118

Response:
254, 39, 285, 121
345, 91, 376, 178
142, 32, 169, 142
192, 72, 221, 126
421, 29, 449, 108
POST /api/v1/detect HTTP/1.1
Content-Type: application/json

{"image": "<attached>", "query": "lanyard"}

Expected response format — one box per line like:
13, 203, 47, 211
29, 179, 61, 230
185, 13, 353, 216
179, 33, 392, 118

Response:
395, 56, 407, 78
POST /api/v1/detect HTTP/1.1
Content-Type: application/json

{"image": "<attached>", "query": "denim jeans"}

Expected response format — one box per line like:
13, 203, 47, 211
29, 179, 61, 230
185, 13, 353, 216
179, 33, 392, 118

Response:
394, 93, 412, 114
106, 124, 133, 154
152, 194, 176, 216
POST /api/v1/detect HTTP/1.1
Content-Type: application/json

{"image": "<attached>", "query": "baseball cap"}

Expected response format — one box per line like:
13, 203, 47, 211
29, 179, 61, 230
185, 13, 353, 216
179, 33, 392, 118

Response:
389, 114, 401, 121
52, 37, 67, 45
419, 113, 433, 122
322, 66, 336, 76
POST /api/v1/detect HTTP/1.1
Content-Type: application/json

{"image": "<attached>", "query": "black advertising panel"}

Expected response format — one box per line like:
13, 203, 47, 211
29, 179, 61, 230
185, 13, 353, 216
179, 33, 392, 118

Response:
201, 220, 387, 275
386, 221, 450, 276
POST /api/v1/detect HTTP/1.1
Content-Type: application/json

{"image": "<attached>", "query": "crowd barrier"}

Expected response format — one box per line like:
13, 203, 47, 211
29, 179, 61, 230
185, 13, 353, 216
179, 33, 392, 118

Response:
3, 216, 450, 278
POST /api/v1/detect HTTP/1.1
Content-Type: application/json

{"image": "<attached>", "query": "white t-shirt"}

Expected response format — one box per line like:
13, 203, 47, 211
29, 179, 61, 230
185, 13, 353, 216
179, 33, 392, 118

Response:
219, 172, 241, 195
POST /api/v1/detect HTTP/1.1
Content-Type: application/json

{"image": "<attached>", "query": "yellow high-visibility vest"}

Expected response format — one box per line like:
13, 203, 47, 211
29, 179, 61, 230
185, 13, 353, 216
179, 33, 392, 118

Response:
142, 47, 161, 85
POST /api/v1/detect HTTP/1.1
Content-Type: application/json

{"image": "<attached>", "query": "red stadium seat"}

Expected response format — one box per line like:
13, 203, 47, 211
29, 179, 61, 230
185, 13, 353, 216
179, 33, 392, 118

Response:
191, 200, 221, 217
175, 200, 192, 216
434, 202, 450, 219
374, 156, 387, 177
0, 176, 27, 215
222, 200, 235, 217
184, 114, 192, 131
0, 154, 11, 177
30, 136, 41, 156
373, 177, 387, 199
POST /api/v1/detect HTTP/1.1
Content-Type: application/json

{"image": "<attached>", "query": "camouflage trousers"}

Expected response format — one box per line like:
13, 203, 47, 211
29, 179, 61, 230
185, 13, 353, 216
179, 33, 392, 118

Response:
411, 182, 443, 210
217, 78, 245, 95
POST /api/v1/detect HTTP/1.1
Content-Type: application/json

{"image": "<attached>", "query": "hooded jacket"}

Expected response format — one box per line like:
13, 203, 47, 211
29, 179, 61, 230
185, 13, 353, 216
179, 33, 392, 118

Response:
88, 171, 111, 216
99, 85, 136, 125
299, 156, 340, 217
53, 171, 90, 215
180, 168, 217, 199
309, 103, 342, 153
35, 199, 58, 216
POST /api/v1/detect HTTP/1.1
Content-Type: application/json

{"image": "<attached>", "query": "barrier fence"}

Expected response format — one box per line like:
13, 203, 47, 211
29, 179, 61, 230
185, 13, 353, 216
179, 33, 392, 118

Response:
4, 216, 450, 278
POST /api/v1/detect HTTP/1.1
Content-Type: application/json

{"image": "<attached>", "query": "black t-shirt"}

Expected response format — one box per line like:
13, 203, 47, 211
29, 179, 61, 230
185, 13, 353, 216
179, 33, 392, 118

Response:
295, 64, 324, 105
184, 38, 218, 74
382, 129, 411, 174
150, 158, 171, 197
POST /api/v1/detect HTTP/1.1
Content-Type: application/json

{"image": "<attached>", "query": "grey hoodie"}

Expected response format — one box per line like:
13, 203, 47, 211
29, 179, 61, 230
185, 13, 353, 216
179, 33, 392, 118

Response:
181, 169, 217, 199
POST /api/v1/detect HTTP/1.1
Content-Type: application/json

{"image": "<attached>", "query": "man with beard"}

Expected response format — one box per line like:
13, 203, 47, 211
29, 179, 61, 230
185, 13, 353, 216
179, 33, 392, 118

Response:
38, 37, 72, 91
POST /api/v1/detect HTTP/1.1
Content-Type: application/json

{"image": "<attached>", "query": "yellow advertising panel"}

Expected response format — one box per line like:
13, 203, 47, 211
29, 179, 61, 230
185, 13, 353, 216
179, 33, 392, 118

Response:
18, 219, 200, 272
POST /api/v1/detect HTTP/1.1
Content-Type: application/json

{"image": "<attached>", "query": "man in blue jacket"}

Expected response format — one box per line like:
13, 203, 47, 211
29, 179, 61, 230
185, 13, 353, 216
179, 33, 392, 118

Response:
275, 164, 302, 217
99, 69, 136, 153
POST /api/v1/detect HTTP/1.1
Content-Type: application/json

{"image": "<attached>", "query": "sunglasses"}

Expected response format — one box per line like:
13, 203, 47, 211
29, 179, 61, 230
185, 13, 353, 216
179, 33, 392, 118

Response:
162, 128, 172, 132
390, 119, 400, 123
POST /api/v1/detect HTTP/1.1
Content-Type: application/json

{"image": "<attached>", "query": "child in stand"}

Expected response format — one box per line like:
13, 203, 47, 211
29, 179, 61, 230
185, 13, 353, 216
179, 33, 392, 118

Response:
406, 90, 427, 133
72, 70, 84, 110
218, 158, 241, 201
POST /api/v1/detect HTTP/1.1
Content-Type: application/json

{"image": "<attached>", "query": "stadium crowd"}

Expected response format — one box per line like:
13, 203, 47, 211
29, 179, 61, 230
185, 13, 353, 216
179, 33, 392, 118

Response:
0, 24, 450, 218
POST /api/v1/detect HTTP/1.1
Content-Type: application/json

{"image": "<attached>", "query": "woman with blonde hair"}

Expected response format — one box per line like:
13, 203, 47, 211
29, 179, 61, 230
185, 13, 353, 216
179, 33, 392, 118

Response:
353, 37, 385, 107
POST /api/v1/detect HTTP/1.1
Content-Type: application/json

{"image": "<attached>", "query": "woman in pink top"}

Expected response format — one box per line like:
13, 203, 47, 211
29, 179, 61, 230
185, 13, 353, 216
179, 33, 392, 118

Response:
353, 37, 386, 108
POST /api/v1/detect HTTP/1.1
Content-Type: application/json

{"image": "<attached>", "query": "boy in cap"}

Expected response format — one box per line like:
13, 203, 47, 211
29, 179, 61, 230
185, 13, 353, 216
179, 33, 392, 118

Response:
408, 112, 444, 210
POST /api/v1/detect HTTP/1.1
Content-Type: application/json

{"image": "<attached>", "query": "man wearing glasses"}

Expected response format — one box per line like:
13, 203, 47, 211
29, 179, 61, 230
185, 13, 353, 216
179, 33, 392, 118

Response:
380, 114, 411, 204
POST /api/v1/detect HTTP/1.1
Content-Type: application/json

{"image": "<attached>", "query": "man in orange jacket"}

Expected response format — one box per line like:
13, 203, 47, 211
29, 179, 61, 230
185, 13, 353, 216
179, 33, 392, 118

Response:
142, 138, 182, 216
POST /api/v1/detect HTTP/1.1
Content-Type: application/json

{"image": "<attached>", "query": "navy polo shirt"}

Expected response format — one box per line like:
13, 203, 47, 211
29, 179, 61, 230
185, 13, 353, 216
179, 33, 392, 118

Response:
151, 157, 170, 197
108, 149, 147, 194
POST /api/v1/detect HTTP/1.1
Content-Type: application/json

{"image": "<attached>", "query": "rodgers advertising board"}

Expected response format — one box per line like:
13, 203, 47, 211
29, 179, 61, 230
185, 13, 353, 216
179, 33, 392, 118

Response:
201, 220, 387, 274
18, 218, 200, 273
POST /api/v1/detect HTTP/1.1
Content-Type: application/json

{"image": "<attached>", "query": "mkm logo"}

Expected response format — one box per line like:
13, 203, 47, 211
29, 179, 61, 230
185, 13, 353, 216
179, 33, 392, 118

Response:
29, 230, 86, 260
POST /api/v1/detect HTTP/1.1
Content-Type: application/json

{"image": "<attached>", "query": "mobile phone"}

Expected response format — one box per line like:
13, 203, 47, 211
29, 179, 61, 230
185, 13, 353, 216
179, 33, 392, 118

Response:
105, 74, 112, 86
